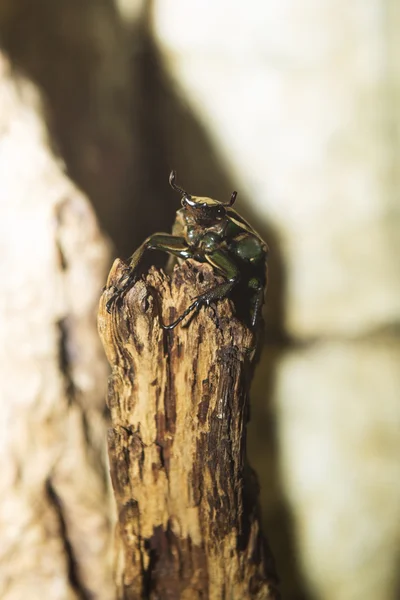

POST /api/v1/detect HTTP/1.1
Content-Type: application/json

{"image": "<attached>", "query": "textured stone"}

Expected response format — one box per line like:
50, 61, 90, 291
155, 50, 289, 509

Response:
152, 0, 400, 338
0, 56, 114, 600
274, 339, 400, 600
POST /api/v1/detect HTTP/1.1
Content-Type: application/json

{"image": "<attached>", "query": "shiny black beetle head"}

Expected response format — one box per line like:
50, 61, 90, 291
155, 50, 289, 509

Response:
169, 170, 237, 224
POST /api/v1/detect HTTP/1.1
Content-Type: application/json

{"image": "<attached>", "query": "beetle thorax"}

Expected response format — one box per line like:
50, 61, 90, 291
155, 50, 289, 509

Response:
181, 212, 225, 248
181, 194, 227, 226
185, 195, 221, 209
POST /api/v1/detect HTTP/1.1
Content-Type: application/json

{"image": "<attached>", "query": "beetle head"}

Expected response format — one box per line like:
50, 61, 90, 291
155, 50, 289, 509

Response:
169, 171, 237, 224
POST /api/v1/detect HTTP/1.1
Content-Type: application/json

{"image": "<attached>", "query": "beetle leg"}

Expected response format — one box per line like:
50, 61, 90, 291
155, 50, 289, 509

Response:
247, 277, 265, 328
161, 249, 239, 330
129, 234, 193, 269
106, 234, 192, 313
160, 297, 202, 330
200, 248, 240, 304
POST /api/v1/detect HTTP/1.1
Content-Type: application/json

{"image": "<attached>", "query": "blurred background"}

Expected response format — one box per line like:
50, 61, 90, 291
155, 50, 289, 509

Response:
0, 1, 399, 599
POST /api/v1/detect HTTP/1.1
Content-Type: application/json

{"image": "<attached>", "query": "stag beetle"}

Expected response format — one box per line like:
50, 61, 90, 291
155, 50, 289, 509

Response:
106, 171, 269, 329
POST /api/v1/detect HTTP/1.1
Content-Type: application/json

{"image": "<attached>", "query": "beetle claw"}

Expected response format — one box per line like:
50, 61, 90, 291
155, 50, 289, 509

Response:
105, 270, 139, 314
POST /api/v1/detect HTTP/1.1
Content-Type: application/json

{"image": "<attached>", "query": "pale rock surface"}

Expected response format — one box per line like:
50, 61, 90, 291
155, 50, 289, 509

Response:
0, 55, 114, 599
275, 340, 400, 600
152, 0, 400, 338
151, 3, 400, 600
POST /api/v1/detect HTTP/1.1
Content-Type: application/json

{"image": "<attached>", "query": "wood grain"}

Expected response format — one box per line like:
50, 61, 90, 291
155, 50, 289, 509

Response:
98, 258, 279, 600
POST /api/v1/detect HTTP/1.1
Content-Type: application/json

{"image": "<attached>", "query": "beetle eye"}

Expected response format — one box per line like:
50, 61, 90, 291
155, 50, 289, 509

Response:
216, 206, 225, 218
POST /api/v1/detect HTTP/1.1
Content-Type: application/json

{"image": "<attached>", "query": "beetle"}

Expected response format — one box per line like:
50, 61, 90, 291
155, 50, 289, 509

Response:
106, 171, 269, 329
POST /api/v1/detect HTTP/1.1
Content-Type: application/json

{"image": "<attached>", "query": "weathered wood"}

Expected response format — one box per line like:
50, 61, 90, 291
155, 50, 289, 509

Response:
98, 258, 279, 600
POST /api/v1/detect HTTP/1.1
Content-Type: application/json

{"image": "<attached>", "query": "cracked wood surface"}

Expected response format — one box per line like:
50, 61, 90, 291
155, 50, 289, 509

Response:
98, 259, 279, 600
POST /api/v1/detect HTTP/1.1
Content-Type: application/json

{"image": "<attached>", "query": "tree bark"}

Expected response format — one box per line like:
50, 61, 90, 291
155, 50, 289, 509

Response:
98, 258, 279, 600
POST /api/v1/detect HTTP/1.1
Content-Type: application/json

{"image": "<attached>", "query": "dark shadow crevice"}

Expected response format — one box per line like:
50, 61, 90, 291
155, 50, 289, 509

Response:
46, 478, 91, 600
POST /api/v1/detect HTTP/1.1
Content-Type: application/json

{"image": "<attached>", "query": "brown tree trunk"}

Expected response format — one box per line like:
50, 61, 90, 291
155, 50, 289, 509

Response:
98, 259, 279, 600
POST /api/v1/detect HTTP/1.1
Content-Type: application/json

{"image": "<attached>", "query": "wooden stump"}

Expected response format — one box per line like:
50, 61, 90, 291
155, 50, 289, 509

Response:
98, 258, 279, 600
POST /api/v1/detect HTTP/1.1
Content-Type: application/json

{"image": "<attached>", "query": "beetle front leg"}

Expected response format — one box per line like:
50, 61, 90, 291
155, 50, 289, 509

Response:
106, 234, 192, 313
162, 249, 239, 330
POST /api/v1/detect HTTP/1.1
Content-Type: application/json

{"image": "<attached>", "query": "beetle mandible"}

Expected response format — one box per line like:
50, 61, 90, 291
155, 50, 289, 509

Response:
106, 171, 269, 329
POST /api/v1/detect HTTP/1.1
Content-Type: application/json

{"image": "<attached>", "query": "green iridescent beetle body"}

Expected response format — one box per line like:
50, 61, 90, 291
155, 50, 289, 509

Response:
106, 172, 269, 329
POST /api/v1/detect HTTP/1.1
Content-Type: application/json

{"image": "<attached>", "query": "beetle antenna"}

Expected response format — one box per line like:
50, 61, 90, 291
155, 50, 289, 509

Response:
227, 191, 237, 206
169, 170, 190, 198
